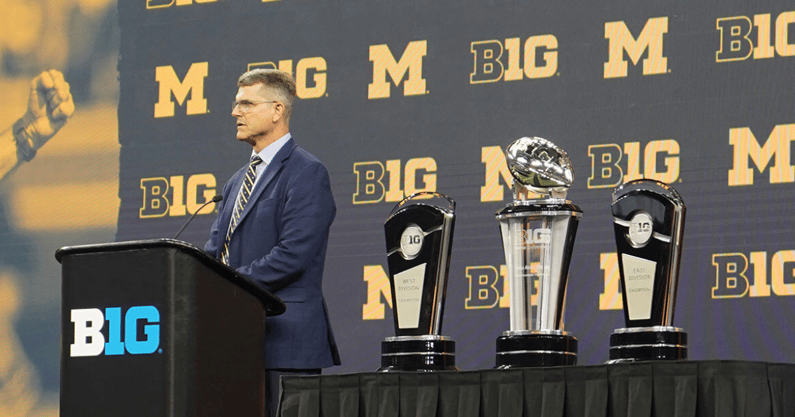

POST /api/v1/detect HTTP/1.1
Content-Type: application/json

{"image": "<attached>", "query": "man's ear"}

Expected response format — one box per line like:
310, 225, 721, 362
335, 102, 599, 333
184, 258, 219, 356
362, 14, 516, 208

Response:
272, 102, 286, 123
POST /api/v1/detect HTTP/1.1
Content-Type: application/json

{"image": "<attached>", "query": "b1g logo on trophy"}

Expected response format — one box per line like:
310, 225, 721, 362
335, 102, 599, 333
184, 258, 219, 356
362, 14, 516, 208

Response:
609, 179, 687, 362
380, 192, 457, 371
495, 137, 581, 368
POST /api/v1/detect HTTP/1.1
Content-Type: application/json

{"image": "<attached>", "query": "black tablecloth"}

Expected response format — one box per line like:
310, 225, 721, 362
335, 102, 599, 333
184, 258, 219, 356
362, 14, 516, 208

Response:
278, 361, 795, 417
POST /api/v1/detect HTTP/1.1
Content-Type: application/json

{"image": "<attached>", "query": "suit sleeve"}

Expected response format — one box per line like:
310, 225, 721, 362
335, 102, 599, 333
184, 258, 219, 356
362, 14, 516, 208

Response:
203, 202, 223, 257
203, 175, 235, 256
237, 160, 336, 292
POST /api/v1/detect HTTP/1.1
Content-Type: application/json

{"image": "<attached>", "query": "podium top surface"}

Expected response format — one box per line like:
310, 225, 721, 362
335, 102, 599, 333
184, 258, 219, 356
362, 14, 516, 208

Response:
56, 238, 285, 316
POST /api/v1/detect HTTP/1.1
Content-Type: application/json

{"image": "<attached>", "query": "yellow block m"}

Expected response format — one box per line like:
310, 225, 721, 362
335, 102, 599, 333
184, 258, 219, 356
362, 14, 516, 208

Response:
604, 17, 668, 78
728, 124, 795, 186
154, 62, 209, 118
368, 40, 427, 99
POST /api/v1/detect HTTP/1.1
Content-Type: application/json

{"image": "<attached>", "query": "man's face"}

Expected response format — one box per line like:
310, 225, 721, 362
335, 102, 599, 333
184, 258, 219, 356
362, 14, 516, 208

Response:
231, 84, 276, 144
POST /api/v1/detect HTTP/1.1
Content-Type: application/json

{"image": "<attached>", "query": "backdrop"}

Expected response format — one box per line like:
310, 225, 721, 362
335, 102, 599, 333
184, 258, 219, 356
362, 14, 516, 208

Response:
115, 0, 795, 372
2, 0, 795, 413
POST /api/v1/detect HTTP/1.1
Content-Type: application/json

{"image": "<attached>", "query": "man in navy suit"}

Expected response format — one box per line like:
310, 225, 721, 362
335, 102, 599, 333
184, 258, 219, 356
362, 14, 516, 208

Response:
204, 69, 340, 417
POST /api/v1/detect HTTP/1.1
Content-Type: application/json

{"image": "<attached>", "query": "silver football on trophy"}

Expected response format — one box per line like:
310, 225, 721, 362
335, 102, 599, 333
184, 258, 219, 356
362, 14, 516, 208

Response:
506, 137, 574, 197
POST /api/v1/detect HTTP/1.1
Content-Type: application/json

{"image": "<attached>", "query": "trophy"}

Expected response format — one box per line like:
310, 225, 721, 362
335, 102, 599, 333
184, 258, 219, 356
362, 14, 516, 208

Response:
379, 192, 457, 371
494, 137, 581, 368
608, 179, 687, 362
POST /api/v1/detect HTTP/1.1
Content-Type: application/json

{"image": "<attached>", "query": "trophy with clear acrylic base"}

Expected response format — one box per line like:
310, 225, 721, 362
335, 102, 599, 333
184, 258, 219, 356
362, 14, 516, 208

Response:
495, 137, 581, 368
608, 179, 687, 363
379, 192, 457, 372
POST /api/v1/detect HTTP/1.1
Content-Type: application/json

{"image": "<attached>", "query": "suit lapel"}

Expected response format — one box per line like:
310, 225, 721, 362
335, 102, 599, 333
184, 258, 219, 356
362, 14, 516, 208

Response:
234, 138, 297, 230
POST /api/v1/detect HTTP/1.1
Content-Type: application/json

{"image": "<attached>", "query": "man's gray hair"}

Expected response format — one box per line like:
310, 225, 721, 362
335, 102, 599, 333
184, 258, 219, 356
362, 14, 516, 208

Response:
238, 69, 296, 121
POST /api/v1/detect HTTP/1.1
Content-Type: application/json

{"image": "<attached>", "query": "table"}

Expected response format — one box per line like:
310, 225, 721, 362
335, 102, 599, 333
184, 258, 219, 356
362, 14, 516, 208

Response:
279, 360, 795, 417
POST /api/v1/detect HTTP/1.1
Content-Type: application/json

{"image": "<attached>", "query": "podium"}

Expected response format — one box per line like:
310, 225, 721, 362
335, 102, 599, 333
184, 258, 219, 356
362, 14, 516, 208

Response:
56, 239, 285, 417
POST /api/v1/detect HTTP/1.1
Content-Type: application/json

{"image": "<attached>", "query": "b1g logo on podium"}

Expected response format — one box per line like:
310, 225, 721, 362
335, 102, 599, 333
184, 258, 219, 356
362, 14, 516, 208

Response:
70, 306, 161, 357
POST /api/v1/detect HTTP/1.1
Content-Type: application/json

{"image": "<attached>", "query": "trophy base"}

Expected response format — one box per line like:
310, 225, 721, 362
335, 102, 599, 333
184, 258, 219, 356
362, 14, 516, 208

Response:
608, 326, 687, 363
378, 335, 458, 372
495, 330, 578, 368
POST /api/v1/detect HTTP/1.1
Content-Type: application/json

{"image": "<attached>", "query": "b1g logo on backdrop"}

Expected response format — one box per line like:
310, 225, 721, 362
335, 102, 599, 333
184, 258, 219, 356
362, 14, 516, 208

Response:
604, 17, 669, 78
470, 35, 558, 83
716, 11, 795, 62
712, 250, 795, 299
587, 139, 680, 189
140, 174, 217, 218
352, 157, 436, 204
249, 57, 328, 99
154, 62, 209, 118
70, 306, 160, 357
362, 263, 515, 319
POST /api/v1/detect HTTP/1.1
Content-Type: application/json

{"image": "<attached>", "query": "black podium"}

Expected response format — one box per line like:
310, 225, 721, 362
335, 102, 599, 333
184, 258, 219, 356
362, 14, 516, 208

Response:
56, 239, 285, 417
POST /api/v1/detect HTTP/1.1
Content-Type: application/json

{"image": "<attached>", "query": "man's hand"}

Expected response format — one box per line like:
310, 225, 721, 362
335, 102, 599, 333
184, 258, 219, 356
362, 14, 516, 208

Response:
16, 69, 75, 150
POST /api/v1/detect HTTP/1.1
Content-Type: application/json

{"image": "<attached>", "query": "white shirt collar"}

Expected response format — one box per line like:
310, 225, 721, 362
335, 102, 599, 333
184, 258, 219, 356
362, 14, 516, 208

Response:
252, 133, 291, 165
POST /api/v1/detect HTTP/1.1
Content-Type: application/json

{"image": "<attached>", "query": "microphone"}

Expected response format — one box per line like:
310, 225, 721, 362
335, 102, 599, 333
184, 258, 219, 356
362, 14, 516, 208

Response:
173, 194, 223, 240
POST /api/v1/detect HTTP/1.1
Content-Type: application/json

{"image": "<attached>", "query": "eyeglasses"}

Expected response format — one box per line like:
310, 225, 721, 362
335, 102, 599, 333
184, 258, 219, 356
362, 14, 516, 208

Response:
232, 100, 277, 113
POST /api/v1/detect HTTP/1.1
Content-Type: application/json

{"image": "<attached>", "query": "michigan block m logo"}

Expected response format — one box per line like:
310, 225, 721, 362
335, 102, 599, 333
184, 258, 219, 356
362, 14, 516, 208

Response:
154, 62, 209, 118
368, 40, 428, 99
604, 17, 669, 78
728, 124, 795, 186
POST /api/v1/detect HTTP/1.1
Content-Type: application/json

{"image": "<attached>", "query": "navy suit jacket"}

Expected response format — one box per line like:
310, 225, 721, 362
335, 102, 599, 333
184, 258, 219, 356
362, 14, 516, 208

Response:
205, 138, 340, 369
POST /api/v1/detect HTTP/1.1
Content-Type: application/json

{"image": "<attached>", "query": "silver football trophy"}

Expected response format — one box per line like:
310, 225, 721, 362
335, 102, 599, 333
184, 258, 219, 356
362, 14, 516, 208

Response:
380, 192, 457, 371
609, 179, 687, 362
495, 137, 581, 368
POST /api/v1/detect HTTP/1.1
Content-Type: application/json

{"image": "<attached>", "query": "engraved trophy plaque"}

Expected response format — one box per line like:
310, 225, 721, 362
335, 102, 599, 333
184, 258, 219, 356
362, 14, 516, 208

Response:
609, 179, 687, 362
379, 192, 457, 371
495, 137, 581, 368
